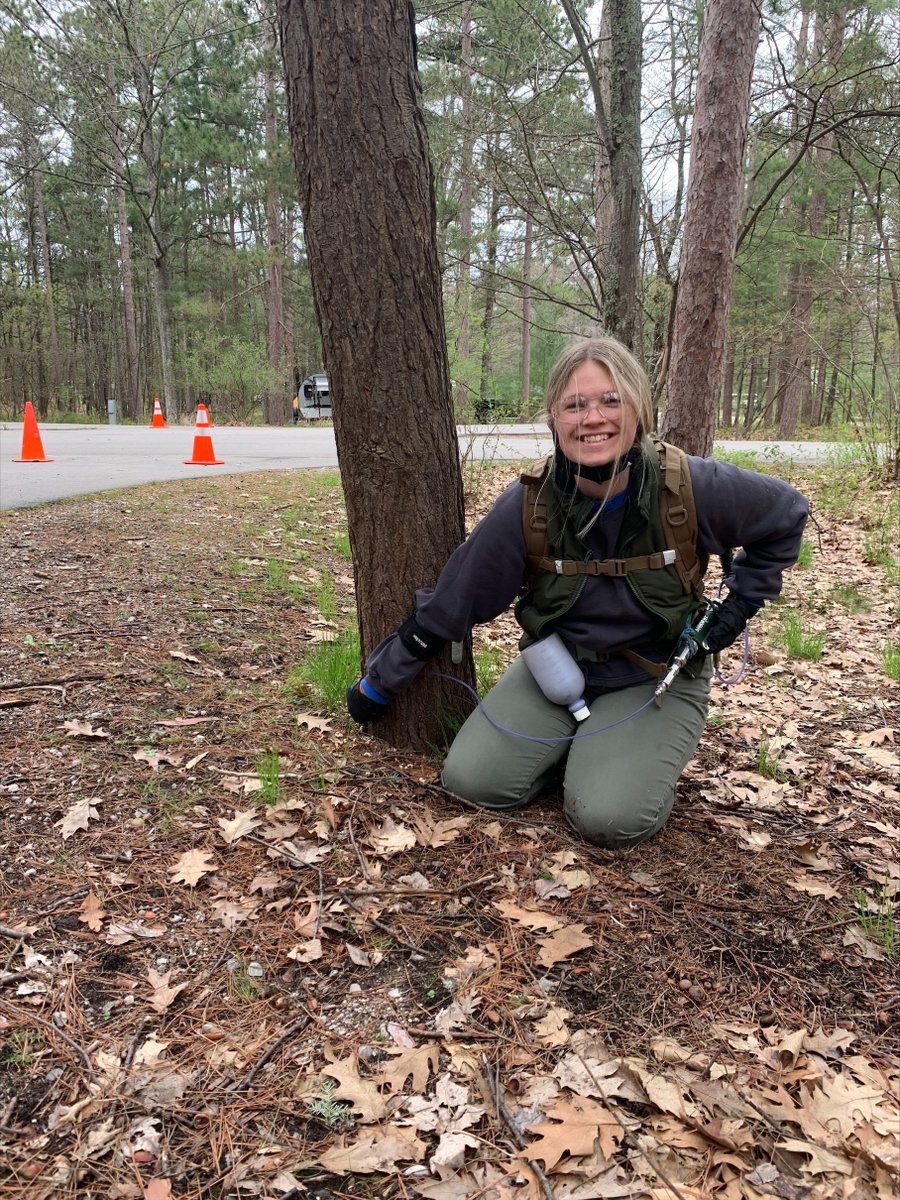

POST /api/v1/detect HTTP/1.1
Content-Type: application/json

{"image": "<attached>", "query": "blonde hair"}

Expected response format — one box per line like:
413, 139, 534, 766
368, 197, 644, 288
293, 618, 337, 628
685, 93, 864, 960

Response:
544, 335, 652, 439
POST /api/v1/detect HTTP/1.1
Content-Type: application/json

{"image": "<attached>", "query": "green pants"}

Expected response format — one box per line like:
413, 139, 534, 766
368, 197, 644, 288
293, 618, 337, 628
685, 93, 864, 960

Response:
441, 655, 712, 848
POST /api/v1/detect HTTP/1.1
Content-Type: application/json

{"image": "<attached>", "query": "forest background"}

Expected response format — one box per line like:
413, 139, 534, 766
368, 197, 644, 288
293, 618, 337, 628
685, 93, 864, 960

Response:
0, 0, 898, 446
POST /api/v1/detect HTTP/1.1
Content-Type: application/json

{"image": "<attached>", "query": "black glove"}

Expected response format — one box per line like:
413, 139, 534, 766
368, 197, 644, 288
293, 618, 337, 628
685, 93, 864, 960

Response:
703, 595, 759, 654
346, 679, 390, 725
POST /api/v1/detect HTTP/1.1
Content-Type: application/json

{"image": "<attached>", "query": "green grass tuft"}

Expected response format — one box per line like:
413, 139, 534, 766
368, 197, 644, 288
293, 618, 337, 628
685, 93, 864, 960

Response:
854, 887, 896, 960
828, 584, 871, 614
774, 609, 826, 661
286, 629, 361, 714
255, 749, 283, 806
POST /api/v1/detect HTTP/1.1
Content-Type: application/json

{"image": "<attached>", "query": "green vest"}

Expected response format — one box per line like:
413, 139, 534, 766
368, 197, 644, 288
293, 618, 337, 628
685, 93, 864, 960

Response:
515, 440, 708, 664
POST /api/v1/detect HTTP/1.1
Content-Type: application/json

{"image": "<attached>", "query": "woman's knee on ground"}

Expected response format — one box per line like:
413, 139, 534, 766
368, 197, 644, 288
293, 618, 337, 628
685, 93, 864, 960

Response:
441, 744, 538, 811
564, 780, 675, 848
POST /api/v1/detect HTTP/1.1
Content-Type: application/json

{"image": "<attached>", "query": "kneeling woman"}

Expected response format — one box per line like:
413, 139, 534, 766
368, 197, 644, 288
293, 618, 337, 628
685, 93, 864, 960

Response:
347, 336, 809, 849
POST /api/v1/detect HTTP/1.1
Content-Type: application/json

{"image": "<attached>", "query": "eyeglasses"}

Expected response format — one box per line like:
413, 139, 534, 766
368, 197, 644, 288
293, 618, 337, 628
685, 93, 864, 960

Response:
555, 392, 621, 419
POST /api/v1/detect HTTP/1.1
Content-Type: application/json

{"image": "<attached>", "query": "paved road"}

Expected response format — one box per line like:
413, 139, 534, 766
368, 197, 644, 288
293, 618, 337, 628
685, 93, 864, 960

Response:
0, 420, 861, 510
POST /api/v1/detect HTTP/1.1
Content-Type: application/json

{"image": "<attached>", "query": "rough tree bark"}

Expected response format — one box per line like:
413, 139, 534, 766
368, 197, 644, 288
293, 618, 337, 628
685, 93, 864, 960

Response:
661, 0, 761, 455
560, 0, 641, 348
520, 213, 533, 411
279, 0, 475, 750
264, 41, 286, 426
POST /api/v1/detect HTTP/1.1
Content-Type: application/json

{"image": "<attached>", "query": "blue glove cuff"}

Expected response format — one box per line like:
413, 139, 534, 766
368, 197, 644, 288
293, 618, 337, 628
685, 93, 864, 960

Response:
359, 677, 389, 705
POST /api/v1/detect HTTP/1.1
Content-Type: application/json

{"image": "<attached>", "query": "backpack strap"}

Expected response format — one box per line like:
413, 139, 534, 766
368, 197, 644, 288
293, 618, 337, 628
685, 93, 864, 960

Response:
655, 439, 704, 599
527, 551, 678, 577
521, 455, 551, 571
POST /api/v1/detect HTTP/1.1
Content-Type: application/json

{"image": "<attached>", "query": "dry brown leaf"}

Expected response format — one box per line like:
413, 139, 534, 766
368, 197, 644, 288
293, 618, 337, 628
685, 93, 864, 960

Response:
217, 809, 261, 844
58, 797, 100, 839
146, 968, 188, 1014
533, 1004, 571, 1047
410, 812, 471, 848
366, 815, 416, 855
317, 1128, 426, 1173
270, 838, 329, 865
133, 749, 184, 770
169, 649, 201, 663
862, 745, 900, 769
211, 897, 258, 930
536, 922, 594, 967
296, 712, 334, 732
786, 873, 840, 899
143, 1180, 173, 1200
286, 938, 323, 962
843, 924, 887, 961
321, 1048, 389, 1122
858, 727, 895, 746
62, 719, 110, 739
105, 919, 167, 946
248, 869, 281, 895
377, 1044, 440, 1094
78, 892, 106, 932
168, 849, 216, 887
493, 898, 562, 931
346, 943, 382, 967
777, 1137, 854, 1176
522, 1095, 622, 1169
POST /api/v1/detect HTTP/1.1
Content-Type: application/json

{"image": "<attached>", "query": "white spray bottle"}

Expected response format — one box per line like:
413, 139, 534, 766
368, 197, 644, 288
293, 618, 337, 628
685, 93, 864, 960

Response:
521, 633, 591, 722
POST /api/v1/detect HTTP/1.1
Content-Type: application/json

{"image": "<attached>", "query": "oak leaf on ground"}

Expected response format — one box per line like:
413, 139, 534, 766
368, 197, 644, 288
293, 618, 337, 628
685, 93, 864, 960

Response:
217, 809, 261, 843
62, 719, 110, 739
493, 898, 562, 931
168, 849, 216, 887
321, 1048, 389, 1122
522, 1095, 623, 1169
317, 1128, 426, 1173
376, 1045, 440, 1094
146, 968, 188, 1014
78, 892, 106, 931
536, 922, 594, 967
57, 797, 101, 839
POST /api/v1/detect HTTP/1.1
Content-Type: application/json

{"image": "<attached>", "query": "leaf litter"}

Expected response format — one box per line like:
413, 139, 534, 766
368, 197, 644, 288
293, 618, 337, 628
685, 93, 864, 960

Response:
0, 465, 897, 1199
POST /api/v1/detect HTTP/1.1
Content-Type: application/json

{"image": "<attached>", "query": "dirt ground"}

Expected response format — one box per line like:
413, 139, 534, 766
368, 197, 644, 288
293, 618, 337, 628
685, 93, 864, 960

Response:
0, 463, 897, 1200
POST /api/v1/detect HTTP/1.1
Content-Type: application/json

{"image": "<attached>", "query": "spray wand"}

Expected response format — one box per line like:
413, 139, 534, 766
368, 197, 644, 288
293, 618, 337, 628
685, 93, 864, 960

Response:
654, 600, 722, 703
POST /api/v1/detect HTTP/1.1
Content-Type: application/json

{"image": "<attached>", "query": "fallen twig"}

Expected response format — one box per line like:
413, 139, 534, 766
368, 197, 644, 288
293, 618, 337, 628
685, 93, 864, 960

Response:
0, 673, 105, 690
0, 924, 33, 940
223, 1014, 309, 1095
480, 1058, 556, 1200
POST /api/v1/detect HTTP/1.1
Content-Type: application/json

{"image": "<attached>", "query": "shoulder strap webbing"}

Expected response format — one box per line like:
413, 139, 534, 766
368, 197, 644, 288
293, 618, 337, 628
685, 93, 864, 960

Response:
521, 456, 551, 571
655, 439, 703, 598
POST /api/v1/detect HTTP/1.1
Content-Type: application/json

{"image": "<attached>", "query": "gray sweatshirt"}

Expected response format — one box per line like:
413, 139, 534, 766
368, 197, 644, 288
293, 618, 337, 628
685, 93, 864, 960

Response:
364, 455, 809, 697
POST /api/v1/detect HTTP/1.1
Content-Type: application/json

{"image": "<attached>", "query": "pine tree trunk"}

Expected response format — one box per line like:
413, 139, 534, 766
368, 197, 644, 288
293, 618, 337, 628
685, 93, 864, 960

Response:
662, 0, 761, 455
454, 4, 474, 418
561, 0, 641, 346
721, 338, 735, 428
32, 159, 63, 405
520, 214, 533, 412
109, 71, 141, 424
479, 174, 501, 409
264, 50, 286, 426
280, 0, 476, 750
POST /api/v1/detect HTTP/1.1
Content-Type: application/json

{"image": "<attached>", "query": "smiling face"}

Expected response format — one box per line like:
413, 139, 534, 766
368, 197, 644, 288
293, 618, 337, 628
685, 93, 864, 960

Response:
551, 360, 639, 469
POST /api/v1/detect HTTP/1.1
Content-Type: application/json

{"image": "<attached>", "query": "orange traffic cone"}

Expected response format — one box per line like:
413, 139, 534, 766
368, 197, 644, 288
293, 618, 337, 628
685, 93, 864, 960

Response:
14, 401, 53, 462
183, 404, 224, 465
150, 397, 167, 428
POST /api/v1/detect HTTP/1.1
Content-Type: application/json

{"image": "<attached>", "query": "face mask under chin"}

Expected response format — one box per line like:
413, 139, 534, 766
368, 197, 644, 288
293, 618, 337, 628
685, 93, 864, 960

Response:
551, 433, 643, 494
